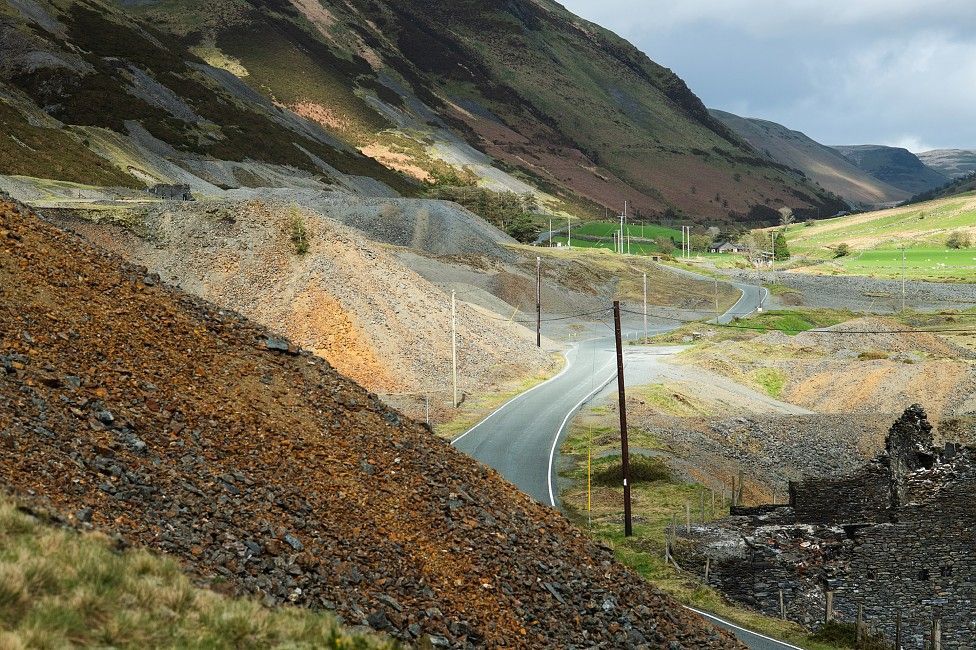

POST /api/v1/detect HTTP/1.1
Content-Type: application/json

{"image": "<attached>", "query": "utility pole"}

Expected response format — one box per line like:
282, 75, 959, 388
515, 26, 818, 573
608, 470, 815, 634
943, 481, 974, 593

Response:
548, 218, 553, 247
451, 290, 458, 408
567, 217, 572, 248
714, 279, 719, 316
619, 206, 625, 254
536, 256, 542, 347
643, 272, 648, 342
613, 301, 633, 537
902, 244, 907, 312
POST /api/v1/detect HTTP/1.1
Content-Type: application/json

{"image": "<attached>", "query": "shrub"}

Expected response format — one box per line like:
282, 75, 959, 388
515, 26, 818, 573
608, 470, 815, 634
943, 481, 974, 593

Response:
947, 231, 970, 249
289, 208, 310, 255
834, 243, 851, 258
592, 455, 672, 487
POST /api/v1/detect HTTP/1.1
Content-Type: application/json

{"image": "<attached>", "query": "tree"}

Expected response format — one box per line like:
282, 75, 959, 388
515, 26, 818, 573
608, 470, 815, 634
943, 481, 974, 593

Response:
505, 213, 540, 243
690, 233, 713, 254
655, 237, 675, 254
773, 232, 790, 261
778, 207, 795, 230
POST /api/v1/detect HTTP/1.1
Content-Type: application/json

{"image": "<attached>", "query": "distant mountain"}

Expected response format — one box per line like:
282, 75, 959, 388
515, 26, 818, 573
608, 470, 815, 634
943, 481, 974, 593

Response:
904, 172, 976, 205
0, 0, 846, 223
917, 149, 976, 180
832, 145, 948, 196
710, 110, 910, 208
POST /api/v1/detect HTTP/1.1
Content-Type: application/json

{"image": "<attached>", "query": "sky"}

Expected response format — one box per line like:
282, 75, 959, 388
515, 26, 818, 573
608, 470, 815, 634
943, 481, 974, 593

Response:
559, 0, 976, 151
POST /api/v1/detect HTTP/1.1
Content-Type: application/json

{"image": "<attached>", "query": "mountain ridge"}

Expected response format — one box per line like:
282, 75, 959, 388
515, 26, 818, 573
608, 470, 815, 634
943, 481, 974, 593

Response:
710, 109, 909, 208
0, 0, 846, 223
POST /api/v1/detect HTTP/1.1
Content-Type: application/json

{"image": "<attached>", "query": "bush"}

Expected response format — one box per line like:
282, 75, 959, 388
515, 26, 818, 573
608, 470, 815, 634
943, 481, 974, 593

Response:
834, 243, 851, 258
947, 231, 971, 249
289, 209, 310, 255
773, 232, 790, 260
592, 455, 672, 487
655, 237, 676, 254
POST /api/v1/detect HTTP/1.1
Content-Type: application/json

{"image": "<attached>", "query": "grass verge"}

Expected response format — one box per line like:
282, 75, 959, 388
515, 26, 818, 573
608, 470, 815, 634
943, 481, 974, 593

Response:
558, 411, 848, 650
0, 496, 395, 649
434, 353, 566, 440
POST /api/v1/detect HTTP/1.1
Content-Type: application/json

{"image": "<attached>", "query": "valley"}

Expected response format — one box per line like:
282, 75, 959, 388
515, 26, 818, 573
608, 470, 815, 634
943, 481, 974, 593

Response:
1, 0, 974, 648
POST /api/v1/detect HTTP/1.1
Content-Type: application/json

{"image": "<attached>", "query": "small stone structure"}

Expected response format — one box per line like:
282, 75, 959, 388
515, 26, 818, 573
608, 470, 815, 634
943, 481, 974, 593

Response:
147, 183, 193, 201
673, 406, 975, 648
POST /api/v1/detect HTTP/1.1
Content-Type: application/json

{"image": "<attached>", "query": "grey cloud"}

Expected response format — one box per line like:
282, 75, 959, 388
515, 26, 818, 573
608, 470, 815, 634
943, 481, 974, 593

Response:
560, 0, 976, 150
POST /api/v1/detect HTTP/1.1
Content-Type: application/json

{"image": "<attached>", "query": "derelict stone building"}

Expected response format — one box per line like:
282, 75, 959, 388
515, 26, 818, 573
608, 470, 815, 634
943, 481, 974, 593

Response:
674, 406, 976, 648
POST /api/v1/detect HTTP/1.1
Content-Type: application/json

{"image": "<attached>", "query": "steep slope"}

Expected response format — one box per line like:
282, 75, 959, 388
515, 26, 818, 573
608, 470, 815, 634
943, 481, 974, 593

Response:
833, 145, 948, 195
711, 110, 909, 207
45, 197, 555, 415
0, 0, 845, 223
0, 197, 740, 648
917, 149, 976, 180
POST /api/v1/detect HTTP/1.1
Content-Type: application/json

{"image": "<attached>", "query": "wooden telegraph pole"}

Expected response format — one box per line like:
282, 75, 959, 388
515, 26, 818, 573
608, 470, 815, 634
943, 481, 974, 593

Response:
535, 256, 541, 347
612, 301, 633, 536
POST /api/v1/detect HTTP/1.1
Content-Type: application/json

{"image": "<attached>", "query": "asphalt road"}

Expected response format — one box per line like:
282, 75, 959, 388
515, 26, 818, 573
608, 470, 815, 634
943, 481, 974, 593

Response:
452, 276, 796, 650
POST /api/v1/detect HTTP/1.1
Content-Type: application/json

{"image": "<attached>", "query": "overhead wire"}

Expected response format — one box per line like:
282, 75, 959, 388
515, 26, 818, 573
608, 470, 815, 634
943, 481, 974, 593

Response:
618, 307, 976, 334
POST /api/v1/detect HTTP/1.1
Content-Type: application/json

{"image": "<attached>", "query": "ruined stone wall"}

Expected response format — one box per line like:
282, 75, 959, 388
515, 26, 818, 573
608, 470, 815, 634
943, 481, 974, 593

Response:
679, 409, 976, 648
789, 462, 892, 525
835, 460, 976, 649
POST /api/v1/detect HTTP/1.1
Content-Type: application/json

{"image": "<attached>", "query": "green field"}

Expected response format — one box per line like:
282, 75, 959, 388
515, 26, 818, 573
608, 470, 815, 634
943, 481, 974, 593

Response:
551, 235, 664, 256
765, 192, 976, 281
819, 247, 976, 282
549, 220, 682, 256
572, 220, 682, 240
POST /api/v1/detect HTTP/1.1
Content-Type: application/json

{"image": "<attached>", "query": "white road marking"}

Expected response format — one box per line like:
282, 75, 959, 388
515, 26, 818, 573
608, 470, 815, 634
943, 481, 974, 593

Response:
546, 362, 616, 507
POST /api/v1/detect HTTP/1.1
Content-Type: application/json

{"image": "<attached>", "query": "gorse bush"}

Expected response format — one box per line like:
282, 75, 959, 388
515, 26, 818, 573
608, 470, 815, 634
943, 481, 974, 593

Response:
947, 231, 970, 249
592, 455, 672, 487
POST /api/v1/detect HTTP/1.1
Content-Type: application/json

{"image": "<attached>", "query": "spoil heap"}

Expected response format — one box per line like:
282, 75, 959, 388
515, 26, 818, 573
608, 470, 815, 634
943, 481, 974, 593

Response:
0, 199, 740, 649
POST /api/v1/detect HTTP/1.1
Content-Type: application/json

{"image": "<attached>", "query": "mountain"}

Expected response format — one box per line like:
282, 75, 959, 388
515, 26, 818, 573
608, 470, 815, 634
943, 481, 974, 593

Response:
832, 145, 948, 196
0, 0, 846, 223
710, 109, 909, 208
917, 149, 976, 180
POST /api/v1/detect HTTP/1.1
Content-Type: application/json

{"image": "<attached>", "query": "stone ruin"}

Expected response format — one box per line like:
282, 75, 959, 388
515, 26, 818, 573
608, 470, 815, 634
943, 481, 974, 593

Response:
673, 405, 975, 649
147, 183, 193, 201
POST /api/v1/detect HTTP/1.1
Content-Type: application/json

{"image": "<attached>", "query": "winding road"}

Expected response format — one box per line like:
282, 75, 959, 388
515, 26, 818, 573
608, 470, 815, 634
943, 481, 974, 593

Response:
452, 276, 799, 649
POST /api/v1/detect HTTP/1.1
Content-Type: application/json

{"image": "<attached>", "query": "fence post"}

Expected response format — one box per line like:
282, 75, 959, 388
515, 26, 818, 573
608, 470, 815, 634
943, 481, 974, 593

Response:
932, 615, 941, 650
700, 489, 706, 523
856, 603, 865, 643
685, 502, 691, 533
824, 590, 834, 624
895, 610, 901, 650
779, 589, 786, 620
704, 556, 710, 583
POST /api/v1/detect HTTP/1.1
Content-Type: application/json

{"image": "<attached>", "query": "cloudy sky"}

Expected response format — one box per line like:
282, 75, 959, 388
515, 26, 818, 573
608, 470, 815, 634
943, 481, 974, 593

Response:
560, 0, 976, 151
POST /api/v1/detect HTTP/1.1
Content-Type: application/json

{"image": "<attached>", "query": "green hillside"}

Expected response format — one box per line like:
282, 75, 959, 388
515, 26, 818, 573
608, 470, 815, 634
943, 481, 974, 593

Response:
779, 191, 976, 281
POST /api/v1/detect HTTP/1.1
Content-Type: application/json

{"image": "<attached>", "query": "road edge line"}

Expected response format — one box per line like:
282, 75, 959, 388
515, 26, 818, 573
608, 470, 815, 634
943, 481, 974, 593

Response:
546, 368, 616, 507
451, 344, 577, 446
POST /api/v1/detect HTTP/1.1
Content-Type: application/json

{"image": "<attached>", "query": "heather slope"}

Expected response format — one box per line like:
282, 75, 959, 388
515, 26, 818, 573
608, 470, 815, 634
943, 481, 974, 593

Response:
0, 198, 740, 648
0, 0, 844, 223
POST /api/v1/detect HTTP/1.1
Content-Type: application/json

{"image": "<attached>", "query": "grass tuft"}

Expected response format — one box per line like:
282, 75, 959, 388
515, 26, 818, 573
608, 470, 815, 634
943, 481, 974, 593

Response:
0, 496, 395, 649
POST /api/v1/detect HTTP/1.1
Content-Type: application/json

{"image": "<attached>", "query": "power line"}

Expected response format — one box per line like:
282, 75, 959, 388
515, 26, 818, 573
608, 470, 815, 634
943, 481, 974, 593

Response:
618, 307, 976, 334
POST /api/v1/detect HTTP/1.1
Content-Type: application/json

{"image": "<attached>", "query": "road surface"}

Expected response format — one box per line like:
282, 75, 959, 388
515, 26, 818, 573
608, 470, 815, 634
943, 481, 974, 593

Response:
452, 275, 798, 650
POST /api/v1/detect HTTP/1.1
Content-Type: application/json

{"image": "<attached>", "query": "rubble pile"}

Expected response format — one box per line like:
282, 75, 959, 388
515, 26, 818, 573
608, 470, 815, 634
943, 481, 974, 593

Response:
0, 199, 740, 648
